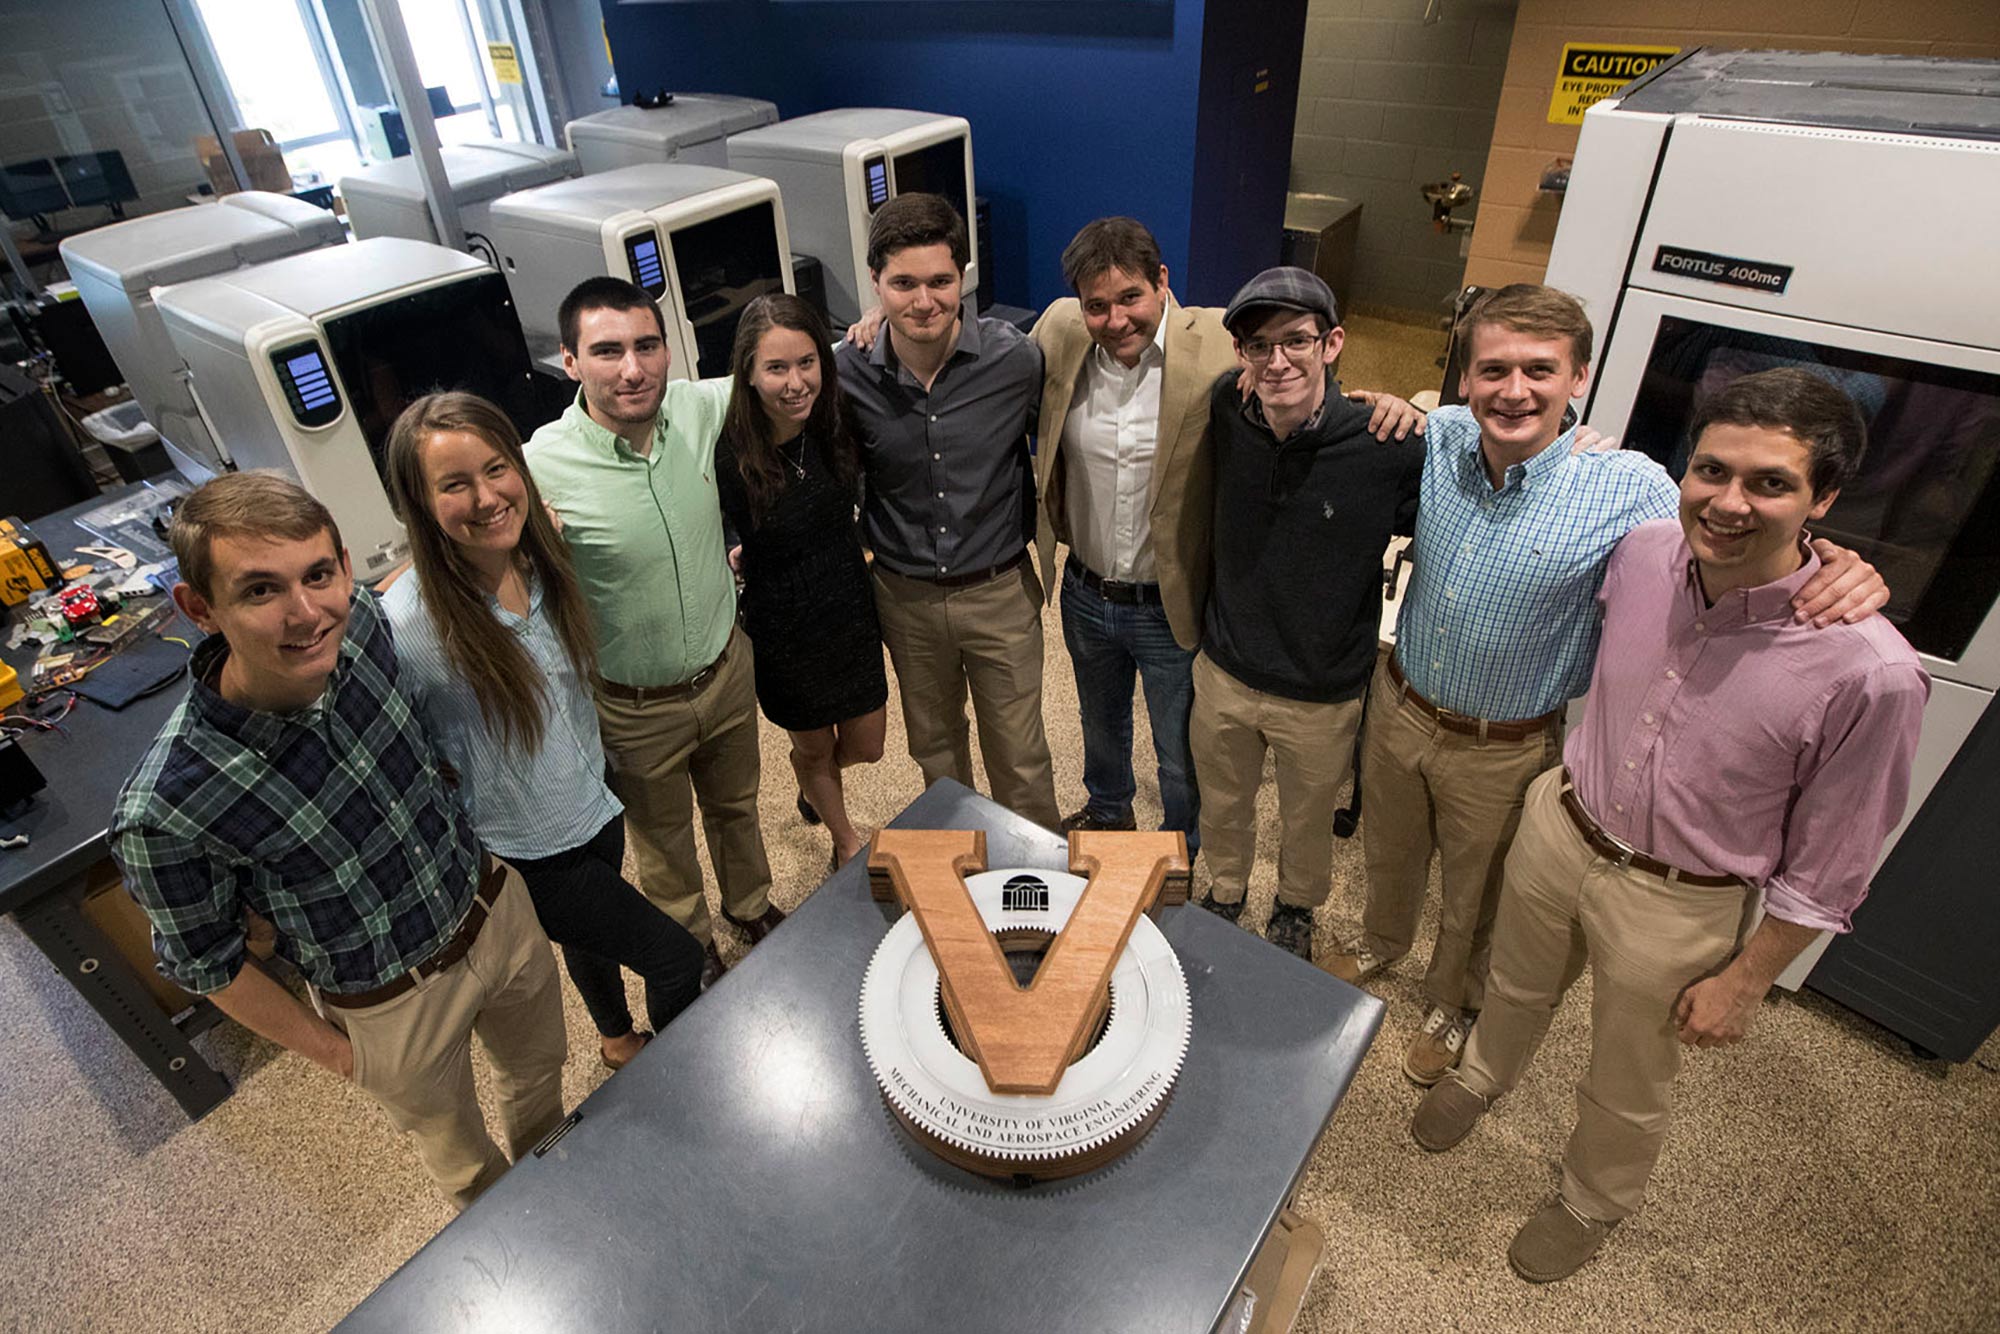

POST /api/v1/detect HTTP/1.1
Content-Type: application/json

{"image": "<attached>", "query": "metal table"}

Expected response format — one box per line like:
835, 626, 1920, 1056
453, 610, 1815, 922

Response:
339, 780, 1384, 1333
0, 482, 229, 1117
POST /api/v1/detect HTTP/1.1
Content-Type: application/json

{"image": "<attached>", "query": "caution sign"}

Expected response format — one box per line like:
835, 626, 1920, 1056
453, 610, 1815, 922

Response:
1547, 43, 1678, 124
486, 41, 522, 86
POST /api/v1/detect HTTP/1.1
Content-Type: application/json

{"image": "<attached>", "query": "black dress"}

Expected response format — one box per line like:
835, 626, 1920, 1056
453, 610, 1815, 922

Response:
715, 429, 888, 732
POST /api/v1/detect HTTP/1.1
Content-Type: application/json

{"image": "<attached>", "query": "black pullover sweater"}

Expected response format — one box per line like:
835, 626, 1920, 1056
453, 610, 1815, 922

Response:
1201, 371, 1423, 703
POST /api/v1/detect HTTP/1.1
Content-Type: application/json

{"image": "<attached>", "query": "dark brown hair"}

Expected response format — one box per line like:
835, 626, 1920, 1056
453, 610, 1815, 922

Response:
720, 294, 858, 527
1457, 284, 1595, 369
383, 392, 599, 753
1060, 217, 1165, 294
558, 274, 665, 352
865, 192, 968, 275
1689, 367, 1868, 498
171, 472, 343, 601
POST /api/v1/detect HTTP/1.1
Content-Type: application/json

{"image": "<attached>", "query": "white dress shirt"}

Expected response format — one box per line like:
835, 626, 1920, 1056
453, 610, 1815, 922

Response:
1060, 300, 1173, 584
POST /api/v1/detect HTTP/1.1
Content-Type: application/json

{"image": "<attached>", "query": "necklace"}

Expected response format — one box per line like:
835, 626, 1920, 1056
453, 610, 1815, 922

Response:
780, 439, 807, 480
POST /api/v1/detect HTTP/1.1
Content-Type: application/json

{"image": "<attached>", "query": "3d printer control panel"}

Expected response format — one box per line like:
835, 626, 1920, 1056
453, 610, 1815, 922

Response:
625, 229, 668, 299
271, 341, 343, 429
864, 155, 889, 212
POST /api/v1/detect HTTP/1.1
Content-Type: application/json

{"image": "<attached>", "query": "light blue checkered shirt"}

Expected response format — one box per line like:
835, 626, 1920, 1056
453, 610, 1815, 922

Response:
381, 570, 623, 861
1395, 406, 1678, 720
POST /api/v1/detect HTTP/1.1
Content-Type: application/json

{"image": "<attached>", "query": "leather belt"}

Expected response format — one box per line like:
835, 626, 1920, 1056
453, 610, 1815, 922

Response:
599, 642, 727, 703
320, 857, 509, 1010
1387, 654, 1559, 741
916, 549, 1027, 590
1557, 772, 1742, 888
1067, 554, 1162, 606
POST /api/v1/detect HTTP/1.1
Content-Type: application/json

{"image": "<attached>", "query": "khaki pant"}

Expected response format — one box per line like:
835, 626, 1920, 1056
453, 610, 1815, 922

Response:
325, 865, 568, 1211
1190, 651, 1363, 910
1359, 657, 1564, 1012
595, 625, 773, 946
872, 561, 1060, 828
1458, 767, 1756, 1221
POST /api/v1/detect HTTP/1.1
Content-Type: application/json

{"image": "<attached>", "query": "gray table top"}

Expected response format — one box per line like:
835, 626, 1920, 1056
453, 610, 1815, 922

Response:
339, 780, 1384, 1334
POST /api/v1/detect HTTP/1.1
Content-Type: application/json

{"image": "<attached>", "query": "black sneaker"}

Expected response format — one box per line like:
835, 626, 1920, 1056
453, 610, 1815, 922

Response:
1195, 892, 1245, 924
1264, 903, 1316, 961
797, 792, 821, 826
1060, 807, 1137, 833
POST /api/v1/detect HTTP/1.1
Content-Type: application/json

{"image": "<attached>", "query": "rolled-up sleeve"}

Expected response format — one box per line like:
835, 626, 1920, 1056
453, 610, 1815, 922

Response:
1764, 663, 1930, 933
110, 824, 248, 995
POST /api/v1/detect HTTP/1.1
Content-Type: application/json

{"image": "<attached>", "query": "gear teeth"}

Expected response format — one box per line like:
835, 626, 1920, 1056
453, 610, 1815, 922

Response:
857, 867, 1192, 1173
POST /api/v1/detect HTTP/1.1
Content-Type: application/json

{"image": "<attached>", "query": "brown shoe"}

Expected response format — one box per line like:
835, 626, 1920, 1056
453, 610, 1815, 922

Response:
1402, 1006, 1473, 1087
699, 940, 728, 990
724, 903, 786, 944
1319, 946, 1392, 987
599, 1029, 653, 1072
1409, 1074, 1489, 1152
1508, 1196, 1615, 1283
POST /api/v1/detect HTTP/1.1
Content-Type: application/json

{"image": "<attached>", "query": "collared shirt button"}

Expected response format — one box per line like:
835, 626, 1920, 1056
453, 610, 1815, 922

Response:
936, 490, 944, 498
1625, 759, 1636, 770
933, 452, 941, 460
1615, 802, 1626, 813
1695, 621, 1707, 632
1665, 669, 1678, 679
929, 414, 938, 423
1643, 713, 1655, 724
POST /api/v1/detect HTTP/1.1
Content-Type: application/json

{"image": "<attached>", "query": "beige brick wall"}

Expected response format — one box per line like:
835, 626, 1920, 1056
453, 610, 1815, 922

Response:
1463, 0, 2000, 290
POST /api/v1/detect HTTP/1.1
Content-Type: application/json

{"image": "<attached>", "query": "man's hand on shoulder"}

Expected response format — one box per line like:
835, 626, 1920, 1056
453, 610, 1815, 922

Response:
846, 305, 885, 352
1570, 424, 1619, 454
1796, 539, 1889, 627
1346, 390, 1426, 441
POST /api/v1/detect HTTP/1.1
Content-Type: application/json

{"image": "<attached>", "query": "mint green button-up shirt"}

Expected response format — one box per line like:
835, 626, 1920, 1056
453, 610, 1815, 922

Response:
525, 381, 736, 688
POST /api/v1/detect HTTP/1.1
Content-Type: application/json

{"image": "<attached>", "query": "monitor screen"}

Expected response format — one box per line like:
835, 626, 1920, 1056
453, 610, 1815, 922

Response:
0, 158, 69, 218
321, 271, 546, 481
864, 156, 889, 212
891, 137, 969, 227
56, 151, 136, 210
626, 229, 667, 297
669, 200, 786, 379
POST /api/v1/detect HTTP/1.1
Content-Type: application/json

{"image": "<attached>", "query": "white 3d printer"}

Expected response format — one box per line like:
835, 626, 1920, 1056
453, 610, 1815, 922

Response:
727, 109, 976, 323
153, 238, 540, 578
564, 94, 779, 175
339, 141, 578, 246
56, 193, 345, 476
1544, 50, 2000, 1022
483, 163, 794, 379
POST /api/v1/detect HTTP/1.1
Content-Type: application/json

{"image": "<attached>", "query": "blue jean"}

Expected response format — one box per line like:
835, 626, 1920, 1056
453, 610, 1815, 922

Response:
1059, 560, 1200, 850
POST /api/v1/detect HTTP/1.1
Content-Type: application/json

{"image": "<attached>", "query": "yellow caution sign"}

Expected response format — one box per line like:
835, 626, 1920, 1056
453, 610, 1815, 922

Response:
1548, 43, 1678, 125
487, 41, 522, 86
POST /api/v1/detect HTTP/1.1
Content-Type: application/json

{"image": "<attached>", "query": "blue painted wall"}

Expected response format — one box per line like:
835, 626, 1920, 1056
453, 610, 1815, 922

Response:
598, 1, 1306, 311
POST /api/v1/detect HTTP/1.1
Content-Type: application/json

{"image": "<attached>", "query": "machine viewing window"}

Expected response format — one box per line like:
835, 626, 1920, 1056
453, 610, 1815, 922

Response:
864, 156, 889, 212
271, 341, 343, 429
669, 201, 786, 379
890, 139, 968, 228
625, 230, 667, 298
321, 272, 542, 481
1625, 315, 2000, 660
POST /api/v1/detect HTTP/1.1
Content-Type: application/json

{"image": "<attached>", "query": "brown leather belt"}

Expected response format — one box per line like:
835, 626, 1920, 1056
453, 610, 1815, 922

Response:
599, 641, 728, 703
1557, 773, 1742, 887
1066, 554, 1163, 606
320, 857, 509, 1010
1387, 654, 1559, 741
920, 549, 1027, 590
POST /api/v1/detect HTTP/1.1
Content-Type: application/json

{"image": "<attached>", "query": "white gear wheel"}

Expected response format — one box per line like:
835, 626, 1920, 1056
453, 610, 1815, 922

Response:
858, 867, 1191, 1179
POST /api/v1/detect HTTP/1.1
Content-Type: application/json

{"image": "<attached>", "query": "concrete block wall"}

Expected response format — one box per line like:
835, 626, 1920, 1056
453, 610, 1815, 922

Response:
1291, 0, 1518, 319
1467, 0, 2000, 291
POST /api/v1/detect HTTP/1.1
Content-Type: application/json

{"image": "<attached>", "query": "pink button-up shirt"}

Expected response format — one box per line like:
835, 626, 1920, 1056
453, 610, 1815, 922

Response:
1565, 520, 1929, 932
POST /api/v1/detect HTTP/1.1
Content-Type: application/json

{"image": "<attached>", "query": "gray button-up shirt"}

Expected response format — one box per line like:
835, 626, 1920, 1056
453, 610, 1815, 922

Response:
836, 305, 1043, 579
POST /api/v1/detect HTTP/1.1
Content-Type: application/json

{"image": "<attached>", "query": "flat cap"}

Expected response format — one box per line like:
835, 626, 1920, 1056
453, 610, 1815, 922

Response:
1223, 266, 1339, 335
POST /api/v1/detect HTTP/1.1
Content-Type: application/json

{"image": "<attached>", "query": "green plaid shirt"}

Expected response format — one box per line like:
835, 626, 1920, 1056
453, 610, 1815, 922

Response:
110, 589, 483, 996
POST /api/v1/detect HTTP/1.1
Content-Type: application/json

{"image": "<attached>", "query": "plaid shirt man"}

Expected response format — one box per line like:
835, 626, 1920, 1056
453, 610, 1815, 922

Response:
1395, 405, 1678, 721
111, 588, 483, 996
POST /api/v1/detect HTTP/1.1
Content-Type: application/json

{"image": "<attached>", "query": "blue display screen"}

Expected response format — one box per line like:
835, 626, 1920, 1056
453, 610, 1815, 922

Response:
631, 235, 664, 289
286, 350, 337, 411
866, 159, 889, 208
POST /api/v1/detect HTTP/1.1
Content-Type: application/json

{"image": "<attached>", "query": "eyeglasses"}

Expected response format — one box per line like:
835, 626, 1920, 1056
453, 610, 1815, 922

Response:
1239, 331, 1327, 365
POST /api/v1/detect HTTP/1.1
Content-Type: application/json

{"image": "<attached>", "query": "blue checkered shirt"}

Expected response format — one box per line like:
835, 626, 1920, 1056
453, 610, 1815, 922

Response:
110, 588, 484, 996
1394, 406, 1678, 720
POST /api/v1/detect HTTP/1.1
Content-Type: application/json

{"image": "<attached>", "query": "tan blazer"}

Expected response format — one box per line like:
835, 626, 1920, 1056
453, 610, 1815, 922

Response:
1030, 295, 1239, 650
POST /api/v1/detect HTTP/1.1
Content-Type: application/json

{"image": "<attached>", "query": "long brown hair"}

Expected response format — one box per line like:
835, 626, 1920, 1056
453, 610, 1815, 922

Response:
384, 392, 598, 753
720, 293, 859, 526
